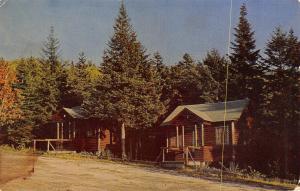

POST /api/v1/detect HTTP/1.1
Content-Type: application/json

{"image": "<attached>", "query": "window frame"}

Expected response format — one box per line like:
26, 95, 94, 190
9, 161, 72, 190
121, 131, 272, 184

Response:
215, 125, 230, 145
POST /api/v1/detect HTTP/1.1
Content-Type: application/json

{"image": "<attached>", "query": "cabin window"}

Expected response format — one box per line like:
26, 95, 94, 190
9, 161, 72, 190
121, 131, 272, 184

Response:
86, 128, 95, 138
215, 126, 230, 145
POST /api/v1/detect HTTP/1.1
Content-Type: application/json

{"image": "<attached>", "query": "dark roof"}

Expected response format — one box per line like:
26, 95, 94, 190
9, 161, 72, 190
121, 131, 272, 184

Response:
161, 99, 249, 126
62, 106, 88, 119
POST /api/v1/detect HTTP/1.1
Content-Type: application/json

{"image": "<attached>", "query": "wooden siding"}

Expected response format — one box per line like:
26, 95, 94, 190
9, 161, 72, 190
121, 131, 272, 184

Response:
160, 108, 241, 163
166, 146, 235, 162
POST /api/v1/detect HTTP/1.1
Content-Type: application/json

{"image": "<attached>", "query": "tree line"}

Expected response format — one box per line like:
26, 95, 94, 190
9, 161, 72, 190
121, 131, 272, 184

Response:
0, 3, 299, 178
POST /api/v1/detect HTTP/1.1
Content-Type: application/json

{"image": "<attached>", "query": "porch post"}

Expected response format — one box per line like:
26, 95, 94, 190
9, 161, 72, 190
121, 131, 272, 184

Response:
176, 125, 179, 148
97, 127, 101, 152
68, 121, 71, 139
61, 122, 64, 139
201, 123, 204, 146
166, 131, 169, 153
56, 122, 60, 139
231, 121, 235, 145
33, 140, 36, 152
194, 124, 198, 147
182, 125, 185, 147
231, 121, 236, 161
73, 121, 76, 139
182, 125, 185, 158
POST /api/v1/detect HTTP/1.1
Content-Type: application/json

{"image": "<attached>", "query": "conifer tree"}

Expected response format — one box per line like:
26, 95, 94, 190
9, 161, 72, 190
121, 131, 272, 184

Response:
150, 52, 170, 109
85, 2, 163, 159
261, 27, 300, 177
42, 26, 61, 73
202, 49, 227, 101
65, 52, 98, 107
168, 53, 218, 111
230, 4, 261, 101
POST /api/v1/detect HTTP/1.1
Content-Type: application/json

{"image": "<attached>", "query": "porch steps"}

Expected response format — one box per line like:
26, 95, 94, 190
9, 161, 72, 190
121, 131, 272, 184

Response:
161, 161, 185, 169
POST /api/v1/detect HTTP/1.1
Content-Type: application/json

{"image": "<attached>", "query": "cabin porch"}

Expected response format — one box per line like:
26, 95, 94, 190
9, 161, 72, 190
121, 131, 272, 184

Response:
33, 107, 117, 154
160, 121, 237, 166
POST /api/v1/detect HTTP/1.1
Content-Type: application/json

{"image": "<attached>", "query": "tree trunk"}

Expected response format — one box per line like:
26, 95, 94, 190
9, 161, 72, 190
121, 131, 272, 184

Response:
121, 123, 126, 160
129, 135, 133, 160
135, 140, 138, 160
283, 119, 288, 177
139, 133, 142, 160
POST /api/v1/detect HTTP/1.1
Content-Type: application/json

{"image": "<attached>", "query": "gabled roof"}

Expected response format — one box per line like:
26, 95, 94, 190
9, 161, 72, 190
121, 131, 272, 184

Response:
62, 106, 88, 119
161, 99, 249, 126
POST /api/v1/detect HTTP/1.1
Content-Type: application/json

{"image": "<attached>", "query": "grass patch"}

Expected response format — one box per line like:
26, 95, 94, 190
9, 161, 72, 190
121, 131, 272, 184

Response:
179, 166, 297, 190
0, 144, 32, 154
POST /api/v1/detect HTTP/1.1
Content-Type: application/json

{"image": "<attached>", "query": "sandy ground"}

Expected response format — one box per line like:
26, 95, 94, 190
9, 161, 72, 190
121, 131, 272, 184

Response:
0, 152, 36, 185
1, 154, 281, 191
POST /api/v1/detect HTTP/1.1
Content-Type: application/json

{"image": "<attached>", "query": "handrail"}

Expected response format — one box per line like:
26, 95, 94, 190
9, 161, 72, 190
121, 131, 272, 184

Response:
33, 139, 73, 142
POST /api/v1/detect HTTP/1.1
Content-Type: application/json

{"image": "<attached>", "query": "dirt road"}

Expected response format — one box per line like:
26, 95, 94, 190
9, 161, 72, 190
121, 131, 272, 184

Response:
0, 152, 36, 185
1, 154, 280, 191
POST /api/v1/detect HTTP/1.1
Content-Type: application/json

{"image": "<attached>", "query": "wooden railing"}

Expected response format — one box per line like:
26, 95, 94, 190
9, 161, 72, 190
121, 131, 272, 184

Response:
33, 139, 73, 152
160, 146, 202, 165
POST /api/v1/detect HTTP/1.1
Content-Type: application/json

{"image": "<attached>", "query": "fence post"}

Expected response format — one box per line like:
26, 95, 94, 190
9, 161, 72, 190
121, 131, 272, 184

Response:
33, 140, 36, 152
47, 140, 50, 152
185, 147, 189, 165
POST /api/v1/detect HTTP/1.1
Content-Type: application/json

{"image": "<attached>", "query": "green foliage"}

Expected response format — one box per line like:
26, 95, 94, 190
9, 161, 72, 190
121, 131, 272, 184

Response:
85, 2, 164, 130
0, 2, 299, 179
202, 49, 228, 101
64, 52, 101, 107
259, 27, 300, 177
167, 53, 218, 112
41, 26, 61, 73
229, 4, 262, 102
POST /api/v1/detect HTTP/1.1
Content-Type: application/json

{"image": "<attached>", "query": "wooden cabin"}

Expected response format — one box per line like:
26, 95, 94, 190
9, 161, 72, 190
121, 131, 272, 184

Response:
33, 106, 117, 154
159, 99, 251, 165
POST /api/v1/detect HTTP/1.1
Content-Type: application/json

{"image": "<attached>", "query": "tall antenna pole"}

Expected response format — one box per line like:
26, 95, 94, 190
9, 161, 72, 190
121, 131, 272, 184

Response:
220, 0, 233, 190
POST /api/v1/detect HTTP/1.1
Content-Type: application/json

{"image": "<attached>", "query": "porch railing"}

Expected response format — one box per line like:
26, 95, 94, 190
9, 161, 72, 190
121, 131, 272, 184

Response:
33, 139, 73, 152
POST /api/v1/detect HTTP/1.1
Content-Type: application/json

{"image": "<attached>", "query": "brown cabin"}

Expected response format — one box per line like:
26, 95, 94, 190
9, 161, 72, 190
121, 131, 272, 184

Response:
33, 106, 117, 154
159, 99, 251, 165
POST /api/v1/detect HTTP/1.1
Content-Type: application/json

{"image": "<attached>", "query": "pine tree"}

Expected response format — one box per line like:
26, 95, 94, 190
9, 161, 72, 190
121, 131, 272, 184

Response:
65, 52, 99, 107
202, 49, 227, 101
16, 57, 59, 137
85, 2, 164, 159
150, 52, 170, 110
261, 27, 300, 177
229, 4, 261, 101
22, 27, 62, 137
168, 53, 218, 111
42, 26, 61, 73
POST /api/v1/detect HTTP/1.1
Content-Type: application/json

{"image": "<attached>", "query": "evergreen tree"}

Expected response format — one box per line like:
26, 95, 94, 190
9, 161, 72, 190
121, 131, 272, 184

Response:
260, 27, 300, 177
65, 52, 100, 107
229, 4, 262, 101
85, 2, 164, 159
17, 57, 59, 137
21, 27, 62, 137
150, 52, 170, 113
42, 26, 61, 73
168, 53, 218, 111
202, 49, 227, 101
